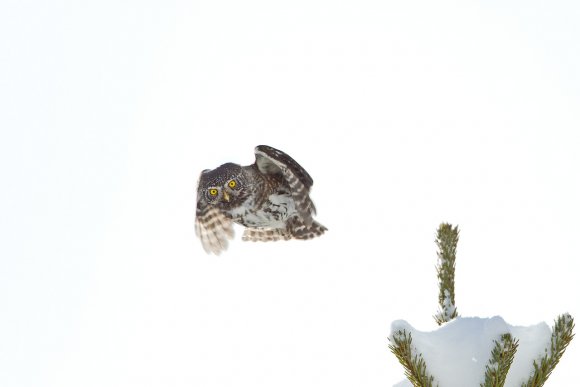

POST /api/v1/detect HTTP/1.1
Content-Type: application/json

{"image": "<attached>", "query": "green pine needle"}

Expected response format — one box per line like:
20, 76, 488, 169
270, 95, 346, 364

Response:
388, 329, 437, 387
521, 314, 575, 387
481, 333, 519, 387
434, 223, 459, 325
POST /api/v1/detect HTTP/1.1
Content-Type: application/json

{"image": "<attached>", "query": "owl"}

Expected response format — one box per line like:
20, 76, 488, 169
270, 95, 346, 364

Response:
195, 145, 327, 254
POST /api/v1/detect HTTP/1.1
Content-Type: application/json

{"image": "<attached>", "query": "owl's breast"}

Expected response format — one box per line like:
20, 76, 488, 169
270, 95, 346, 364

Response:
227, 193, 297, 229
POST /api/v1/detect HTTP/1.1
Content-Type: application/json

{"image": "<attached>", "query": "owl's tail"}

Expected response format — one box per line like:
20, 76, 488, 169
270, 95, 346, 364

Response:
288, 217, 327, 240
242, 218, 327, 243
242, 227, 292, 242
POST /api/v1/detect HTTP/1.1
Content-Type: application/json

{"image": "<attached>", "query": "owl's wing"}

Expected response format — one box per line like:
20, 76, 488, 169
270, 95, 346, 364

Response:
254, 145, 316, 224
195, 206, 234, 255
195, 174, 234, 255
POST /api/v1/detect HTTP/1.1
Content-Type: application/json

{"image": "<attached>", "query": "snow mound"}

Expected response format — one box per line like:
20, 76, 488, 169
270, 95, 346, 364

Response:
390, 316, 551, 387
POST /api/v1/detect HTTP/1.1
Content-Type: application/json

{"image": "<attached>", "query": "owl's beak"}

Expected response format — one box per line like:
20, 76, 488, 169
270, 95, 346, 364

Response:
222, 191, 230, 202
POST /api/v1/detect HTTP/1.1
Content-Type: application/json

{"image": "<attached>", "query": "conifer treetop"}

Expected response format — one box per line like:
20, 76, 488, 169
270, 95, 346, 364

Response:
434, 223, 459, 325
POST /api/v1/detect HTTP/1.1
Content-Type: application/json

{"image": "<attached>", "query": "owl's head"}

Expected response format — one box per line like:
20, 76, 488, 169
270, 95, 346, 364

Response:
198, 163, 249, 209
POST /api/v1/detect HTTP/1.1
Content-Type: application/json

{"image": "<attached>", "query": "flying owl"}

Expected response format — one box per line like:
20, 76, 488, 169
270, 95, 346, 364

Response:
195, 145, 326, 254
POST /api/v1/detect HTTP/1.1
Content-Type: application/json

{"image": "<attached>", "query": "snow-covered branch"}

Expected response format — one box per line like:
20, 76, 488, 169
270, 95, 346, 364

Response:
521, 314, 575, 387
388, 328, 436, 387
481, 333, 519, 387
389, 223, 574, 387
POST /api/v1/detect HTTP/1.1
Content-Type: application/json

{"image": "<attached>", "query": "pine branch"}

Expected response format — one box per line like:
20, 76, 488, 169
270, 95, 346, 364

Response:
521, 314, 575, 387
388, 329, 437, 387
434, 223, 459, 325
481, 333, 519, 387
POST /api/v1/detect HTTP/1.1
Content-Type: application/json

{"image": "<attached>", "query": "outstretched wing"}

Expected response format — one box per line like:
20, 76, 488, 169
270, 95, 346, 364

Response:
195, 173, 234, 255
195, 206, 234, 255
254, 145, 316, 225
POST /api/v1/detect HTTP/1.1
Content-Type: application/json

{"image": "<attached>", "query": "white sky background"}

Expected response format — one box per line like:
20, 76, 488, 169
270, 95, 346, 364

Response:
1, 1, 579, 386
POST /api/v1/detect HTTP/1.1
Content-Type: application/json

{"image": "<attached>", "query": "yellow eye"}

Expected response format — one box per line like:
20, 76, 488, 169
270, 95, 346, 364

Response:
228, 180, 237, 188
209, 188, 218, 196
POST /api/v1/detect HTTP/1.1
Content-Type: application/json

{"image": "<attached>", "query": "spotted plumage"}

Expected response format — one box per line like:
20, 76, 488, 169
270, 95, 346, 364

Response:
195, 145, 326, 254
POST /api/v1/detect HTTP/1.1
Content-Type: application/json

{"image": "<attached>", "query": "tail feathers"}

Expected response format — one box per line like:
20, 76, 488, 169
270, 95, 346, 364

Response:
242, 227, 292, 242
288, 218, 327, 240
242, 219, 327, 243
